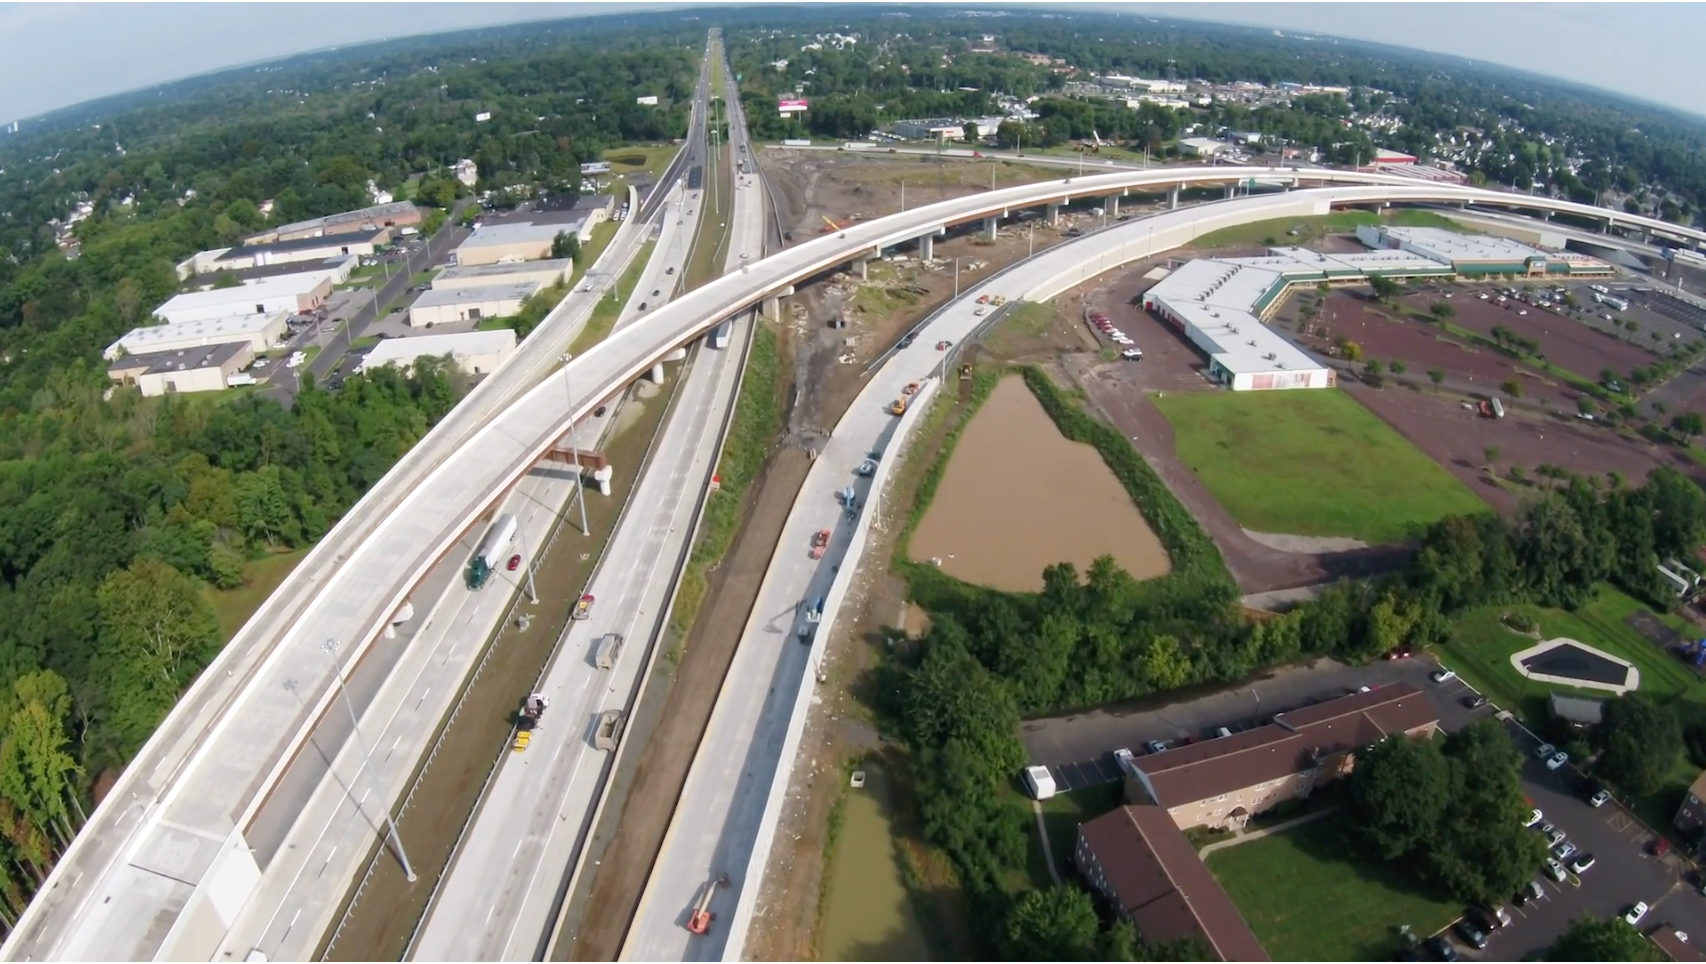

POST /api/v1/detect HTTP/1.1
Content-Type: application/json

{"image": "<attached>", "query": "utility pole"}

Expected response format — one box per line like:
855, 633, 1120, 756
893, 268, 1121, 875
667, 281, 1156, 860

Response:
559, 352, 590, 536
321, 639, 415, 882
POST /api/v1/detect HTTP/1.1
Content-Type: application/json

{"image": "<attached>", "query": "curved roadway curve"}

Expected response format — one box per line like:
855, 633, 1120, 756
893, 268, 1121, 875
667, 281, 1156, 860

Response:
7, 167, 1695, 961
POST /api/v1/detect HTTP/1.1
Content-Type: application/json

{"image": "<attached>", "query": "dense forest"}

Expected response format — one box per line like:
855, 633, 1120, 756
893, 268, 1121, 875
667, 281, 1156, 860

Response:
723, 8, 1706, 222
0, 12, 699, 926
883, 371, 1706, 959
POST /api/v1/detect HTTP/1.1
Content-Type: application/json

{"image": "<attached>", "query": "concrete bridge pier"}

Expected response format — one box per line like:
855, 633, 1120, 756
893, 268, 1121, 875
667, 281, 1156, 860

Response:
1168, 185, 1180, 210
1046, 202, 1062, 226
664, 346, 688, 362
1224, 183, 1236, 200
852, 257, 869, 281
649, 362, 666, 384
593, 465, 614, 496
1106, 195, 1121, 218
983, 215, 999, 241
762, 295, 780, 321
919, 232, 935, 261
1543, 210, 1554, 222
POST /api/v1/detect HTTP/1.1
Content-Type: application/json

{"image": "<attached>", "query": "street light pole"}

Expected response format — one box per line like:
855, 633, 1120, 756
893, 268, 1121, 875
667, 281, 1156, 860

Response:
322, 639, 416, 882
953, 256, 960, 298
560, 353, 591, 536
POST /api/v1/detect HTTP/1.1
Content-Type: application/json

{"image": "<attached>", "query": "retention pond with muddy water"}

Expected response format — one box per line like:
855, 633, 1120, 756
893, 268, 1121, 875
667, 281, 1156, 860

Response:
909, 375, 1171, 591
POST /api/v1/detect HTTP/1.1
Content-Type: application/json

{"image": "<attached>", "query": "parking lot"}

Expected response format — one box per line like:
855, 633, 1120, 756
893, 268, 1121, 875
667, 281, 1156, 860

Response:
1026, 657, 1706, 959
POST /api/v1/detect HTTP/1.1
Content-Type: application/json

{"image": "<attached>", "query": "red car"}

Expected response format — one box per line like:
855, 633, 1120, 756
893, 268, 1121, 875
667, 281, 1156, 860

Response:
506, 554, 522, 572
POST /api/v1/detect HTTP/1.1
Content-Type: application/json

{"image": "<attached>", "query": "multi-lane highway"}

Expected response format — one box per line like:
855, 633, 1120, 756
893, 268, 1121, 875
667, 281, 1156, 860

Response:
406, 42, 751, 959
14, 130, 1701, 961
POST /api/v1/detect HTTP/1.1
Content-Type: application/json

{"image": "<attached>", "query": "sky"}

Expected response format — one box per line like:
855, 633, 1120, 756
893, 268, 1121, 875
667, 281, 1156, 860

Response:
0, 2, 1701, 125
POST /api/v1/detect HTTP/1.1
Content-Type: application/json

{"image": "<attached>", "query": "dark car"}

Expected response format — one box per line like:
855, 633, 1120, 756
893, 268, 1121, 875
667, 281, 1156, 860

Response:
898, 332, 918, 349
1455, 919, 1489, 950
1423, 936, 1458, 961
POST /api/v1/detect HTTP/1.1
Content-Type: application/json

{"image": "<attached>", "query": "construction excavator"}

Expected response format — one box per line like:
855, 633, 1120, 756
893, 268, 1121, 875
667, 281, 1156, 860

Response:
687, 872, 731, 935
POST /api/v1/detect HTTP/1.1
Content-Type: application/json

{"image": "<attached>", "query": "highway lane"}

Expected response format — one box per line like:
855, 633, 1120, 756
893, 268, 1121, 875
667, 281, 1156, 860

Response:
408, 183, 717, 964
14, 162, 1664, 960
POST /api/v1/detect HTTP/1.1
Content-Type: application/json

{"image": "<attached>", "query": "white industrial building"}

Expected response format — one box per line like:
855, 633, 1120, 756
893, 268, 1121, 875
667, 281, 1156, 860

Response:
106, 342, 254, 397
1178, 137, 1230, 158
359, 329, 517, 377
204, 227, 389, 271
453, 222, 569, 267
1142, 246, 1453, 391
245, 200, 421, 244
151, 273, 332, 325
104, 311, 290, 361
892, 118, 968, 141
406, 281, 542, 328
1356, 224, 1551, 276
431, 259, 572, 292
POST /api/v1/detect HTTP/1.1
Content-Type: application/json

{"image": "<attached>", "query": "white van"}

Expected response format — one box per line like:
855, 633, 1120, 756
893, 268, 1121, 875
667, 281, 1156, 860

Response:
1022, 765, 1058, 801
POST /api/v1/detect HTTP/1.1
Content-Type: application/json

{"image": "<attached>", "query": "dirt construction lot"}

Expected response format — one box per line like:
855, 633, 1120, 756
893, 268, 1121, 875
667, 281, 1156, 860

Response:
1402, 289, 1658, 383
1344, 380, 1705, 512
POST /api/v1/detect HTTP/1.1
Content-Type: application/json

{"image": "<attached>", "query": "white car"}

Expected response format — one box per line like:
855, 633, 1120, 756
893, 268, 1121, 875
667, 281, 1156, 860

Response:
1430, 669, 1456, 684
1536, 743, 1555, 760
1121, 349, 1143, 361
1544, 858, 1567, 882
1546, 751, 1570, 771
1627, 902, 1649, 926
1525, 808, 1544, 828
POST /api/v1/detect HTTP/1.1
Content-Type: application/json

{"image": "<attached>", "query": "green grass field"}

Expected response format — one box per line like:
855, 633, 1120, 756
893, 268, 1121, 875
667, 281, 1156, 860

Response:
1193, 209, 1468, 250
1153, 389, 1487, 544
1207, 820, 1461, 961
601, 144, 680, 180
204, 549, 309, 641
1435, 585, 1706, 835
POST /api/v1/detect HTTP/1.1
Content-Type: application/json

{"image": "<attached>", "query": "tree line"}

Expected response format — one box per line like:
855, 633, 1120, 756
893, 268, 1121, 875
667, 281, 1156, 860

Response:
878, 368, 1706, 958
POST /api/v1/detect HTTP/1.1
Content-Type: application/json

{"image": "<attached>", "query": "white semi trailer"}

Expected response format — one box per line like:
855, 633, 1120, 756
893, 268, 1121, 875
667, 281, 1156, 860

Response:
465, 513, 518, 590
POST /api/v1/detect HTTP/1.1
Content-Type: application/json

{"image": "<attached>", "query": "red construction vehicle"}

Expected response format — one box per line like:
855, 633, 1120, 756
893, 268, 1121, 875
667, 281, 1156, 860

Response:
687, 872, 730, 935
810, 529, 831, 559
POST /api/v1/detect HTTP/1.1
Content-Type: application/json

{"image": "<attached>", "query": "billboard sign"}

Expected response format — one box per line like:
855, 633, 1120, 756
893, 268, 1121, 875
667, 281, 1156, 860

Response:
778, 97, 809, 115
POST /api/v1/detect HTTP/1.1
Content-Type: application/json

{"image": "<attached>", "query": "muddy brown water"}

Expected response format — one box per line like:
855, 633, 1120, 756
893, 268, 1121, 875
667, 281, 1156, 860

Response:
909, 376, 1171, 591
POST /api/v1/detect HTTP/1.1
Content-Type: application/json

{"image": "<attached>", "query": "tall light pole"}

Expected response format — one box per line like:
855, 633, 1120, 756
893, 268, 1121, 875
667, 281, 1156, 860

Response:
322, 639, 415, 882
560, 353, 590, 536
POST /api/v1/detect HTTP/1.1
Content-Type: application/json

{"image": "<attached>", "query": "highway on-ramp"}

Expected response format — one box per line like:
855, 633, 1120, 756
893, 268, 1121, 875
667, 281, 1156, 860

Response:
10, 150, 1692, 960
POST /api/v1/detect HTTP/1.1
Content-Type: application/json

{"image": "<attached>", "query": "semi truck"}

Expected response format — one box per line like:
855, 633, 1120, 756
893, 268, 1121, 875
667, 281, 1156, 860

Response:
709, 319, 732, 350
466, 514, 519, 590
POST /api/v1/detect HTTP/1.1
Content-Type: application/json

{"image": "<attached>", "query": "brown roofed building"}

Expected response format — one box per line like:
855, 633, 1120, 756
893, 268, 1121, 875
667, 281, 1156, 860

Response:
1077, 804, 1269, 962
1652, 927, 1706, 962
1674, 769, 1706, 836
1126, 683, 1439, 830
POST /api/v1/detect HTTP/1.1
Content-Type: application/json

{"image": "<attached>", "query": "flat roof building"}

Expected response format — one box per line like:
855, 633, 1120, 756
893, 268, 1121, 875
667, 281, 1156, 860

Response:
1178, 137, 1230, 157
246, 200, 421, 244
105, 312, 289, 361
1077, 805, 1269, 961
359, 328, 517, 377
209, 228, 389, 271
151, 273, 332, 325
1357, 223, 1551, 276
106, 341, 254, 398
431, 259, 572, 292
407, 281, 542, 328
186, 255, 358, 288
454, 222, 571, 267
893, 118, 968, 141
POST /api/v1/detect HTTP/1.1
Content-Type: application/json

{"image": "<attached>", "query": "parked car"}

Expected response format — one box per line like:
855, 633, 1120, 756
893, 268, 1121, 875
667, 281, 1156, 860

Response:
1590, 789, 1613, 808
1554, 841, 1578, 862
1121, 348, 1143, 361
1546, 751, 1570, 771
1569, 853, 1596, 874
1514, 879, 1545, 906
1430, 669, 1457, 684
1545, 829, 1567, 848
1455, 919, 1489, 950
1386, 648, 1414, 661
1536, 743, 1556, 760
1544, 858, 1568, 882
1525, 809, 1544, 828
1627, 902, 1650, 926
1464, 695, 1489, 709
1423, 936, 1458, 962
1145, 740, 1169, 754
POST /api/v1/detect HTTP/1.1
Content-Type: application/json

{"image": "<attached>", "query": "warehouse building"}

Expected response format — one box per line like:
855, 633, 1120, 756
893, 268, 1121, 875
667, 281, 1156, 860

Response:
453, 222, 569, 266
407, 281, 542, 328
185, 254, 358, 287
151, 273, 332, 325
359, 328, 517, 376
526, 193, 614, 242
1142, 246, 1450, 391
206, 227, 390, 271
246, 200, 421, 244
431, 259, 572, 292
892, 117, 968, 141
1178, 137, 1230, 158
1357, 224, 1552, 277
105, 311, 289, 361
106, 342, 254, 397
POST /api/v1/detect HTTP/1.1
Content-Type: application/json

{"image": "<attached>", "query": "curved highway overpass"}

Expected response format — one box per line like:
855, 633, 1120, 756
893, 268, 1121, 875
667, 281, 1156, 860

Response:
7, 166, 1693, 962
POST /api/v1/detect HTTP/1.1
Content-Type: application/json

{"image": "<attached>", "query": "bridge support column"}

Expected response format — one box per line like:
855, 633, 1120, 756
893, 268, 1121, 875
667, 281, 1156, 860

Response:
853, 257, 869, 280
763, 295, 785, 321
1106, 195, 1120, 218
1224, 183, 1236, 200
983, 215, 999, 241
1046, 202, 1061, 226
649, 362, 666, 384
593, 465, 614, 496
1542, 210, 1553, 222
919, 232, 935, 261
665, 346, 688, 362
1168, 185, 1180, 210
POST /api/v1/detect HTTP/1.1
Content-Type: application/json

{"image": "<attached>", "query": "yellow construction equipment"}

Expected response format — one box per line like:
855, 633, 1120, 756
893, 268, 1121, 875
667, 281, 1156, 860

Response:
889, 397, 908, 416
820, 215, 843, 233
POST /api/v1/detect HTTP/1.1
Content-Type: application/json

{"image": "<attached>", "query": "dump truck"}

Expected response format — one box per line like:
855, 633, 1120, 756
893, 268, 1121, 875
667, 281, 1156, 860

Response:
687, 873, 731, 934
810, 529, 831, 559
595, 633, 624, 670
466, 514, 519, 591
594, 709, 626, 751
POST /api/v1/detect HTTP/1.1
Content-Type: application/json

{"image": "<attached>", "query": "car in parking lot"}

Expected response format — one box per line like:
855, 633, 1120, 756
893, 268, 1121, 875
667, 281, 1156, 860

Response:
1145, 739, 1170, 754
1554, 841, 1578, 862
1525, 809, 1544, 828
1514, 879, 1545, 906
1422, 935, 1458, 961
1121, 348, 1143, 361
1430, 669, 1457, 683
1464, 695, 1489, 709
1627, 902, 1649, 926
1545, 829, 1567, 848
1569, 853, 1596, 874
1455, 918, 1489, 950
1546, 750, 1570, 770
1590, 789, 1612, 808
1544, 858, 1568, 882
1536, 742, 1555, 759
